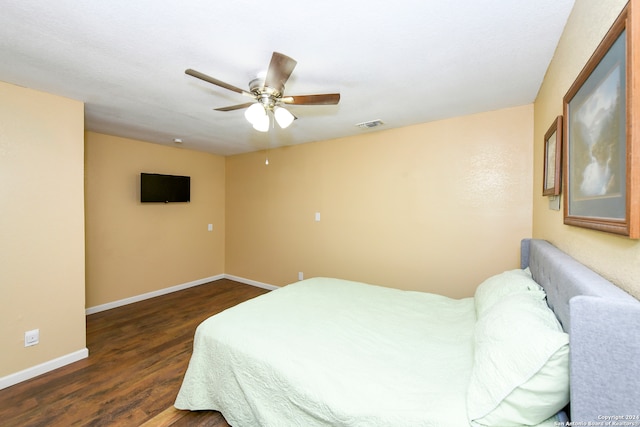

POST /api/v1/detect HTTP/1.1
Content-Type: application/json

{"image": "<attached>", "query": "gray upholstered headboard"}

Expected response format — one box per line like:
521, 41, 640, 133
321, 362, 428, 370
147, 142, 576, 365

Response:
521, 239, 640, 421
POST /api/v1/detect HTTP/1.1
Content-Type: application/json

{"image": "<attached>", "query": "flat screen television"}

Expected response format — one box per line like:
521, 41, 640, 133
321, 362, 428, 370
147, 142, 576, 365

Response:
140, 173, 190, 203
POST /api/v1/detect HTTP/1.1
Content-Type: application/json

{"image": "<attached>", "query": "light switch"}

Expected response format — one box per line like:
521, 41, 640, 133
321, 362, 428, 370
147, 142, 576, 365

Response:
207, 224, 213, 231
315, 212, 321, 222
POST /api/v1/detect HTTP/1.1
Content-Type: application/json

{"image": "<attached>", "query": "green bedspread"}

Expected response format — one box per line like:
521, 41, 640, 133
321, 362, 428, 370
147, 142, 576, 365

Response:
175, 277, 476, 426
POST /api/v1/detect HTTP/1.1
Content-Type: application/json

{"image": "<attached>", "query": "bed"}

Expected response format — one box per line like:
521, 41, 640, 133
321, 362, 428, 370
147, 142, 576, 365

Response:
175, 239, 640, 425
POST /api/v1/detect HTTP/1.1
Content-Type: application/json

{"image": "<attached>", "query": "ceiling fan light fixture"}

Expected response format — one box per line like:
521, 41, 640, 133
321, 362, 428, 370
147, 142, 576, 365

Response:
252, 113, 270, 132
245, 102, 266, 125
274, 106, 294, 129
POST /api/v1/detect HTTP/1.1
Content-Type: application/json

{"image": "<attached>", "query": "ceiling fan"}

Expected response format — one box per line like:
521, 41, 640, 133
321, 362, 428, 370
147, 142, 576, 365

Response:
185, 52, 340, 132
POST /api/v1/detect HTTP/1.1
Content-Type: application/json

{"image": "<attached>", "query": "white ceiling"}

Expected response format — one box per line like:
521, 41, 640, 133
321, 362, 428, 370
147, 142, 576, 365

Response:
0, 0, 575, 156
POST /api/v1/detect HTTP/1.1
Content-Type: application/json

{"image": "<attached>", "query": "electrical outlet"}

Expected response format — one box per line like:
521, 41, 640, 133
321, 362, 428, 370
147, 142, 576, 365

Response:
298, 272, 304, 281
25, 329, 39, 347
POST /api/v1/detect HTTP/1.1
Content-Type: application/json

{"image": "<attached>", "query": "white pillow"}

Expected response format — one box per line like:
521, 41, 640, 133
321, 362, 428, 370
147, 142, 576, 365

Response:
474, 269, 544, 317
467, 292, 570, 426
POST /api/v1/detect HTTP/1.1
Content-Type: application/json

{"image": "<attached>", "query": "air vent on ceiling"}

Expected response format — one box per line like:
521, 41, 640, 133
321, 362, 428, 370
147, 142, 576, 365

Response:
355, 119, 384, 129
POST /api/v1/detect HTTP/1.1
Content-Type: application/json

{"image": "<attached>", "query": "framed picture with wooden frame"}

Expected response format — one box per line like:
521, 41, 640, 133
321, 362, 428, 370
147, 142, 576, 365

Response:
543, 115, 563, 196
563, 1, 640, 238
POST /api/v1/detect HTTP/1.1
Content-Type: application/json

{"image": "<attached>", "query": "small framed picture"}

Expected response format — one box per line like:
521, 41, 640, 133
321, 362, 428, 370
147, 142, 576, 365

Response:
543, 116, 563, 196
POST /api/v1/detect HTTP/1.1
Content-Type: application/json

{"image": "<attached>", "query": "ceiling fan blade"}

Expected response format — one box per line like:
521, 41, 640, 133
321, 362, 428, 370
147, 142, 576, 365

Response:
214, 102, 255, 112
185, 68, 252, 97
264, 52, 297, 94
281, 93, 340, 105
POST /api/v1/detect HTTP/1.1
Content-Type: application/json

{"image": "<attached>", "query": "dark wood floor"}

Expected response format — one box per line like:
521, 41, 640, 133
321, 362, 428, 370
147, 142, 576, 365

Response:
0, 279, 270, 426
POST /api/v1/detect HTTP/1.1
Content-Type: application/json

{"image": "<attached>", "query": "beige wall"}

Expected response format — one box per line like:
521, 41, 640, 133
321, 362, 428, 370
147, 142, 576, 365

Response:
0, 81, 86, 377
227, 105, 533, 298
533, 0, 640, 298
85, 132, 226, 308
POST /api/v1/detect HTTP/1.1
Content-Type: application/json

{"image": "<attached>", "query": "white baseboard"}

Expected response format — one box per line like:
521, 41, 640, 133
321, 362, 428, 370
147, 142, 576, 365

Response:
85, 274, 279, 315
0, 348, 89, 391
85, 274, 225, 315
224, 274, 279, 291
